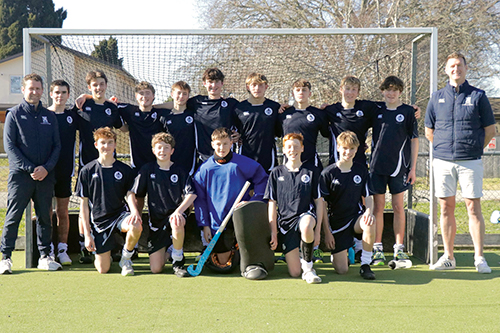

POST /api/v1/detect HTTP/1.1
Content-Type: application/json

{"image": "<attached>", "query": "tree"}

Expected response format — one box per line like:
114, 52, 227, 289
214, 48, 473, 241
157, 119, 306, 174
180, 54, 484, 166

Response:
91, 37, 123, 67
194, 0, 500, 100
0, 0, 66, 59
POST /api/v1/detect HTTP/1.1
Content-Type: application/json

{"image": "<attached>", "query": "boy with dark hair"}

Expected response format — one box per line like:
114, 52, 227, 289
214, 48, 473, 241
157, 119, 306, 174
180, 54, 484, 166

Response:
234, 73, 282, 173
0, 74, 62, 274
193, 127, 268, 272
187, 68, 239, 162
76, 127, 142, 276
265, 133, 323, 283
131, 132, 197, 276
160, 81, 197, 175
370, 76, 419, 266
74, 70, 124, 264
48, 79, 78, 265
280, 79, 329, 169
320, 131, 376, 280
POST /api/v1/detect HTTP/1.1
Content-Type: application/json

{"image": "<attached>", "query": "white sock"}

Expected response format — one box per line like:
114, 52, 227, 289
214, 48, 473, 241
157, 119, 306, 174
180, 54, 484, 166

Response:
373, 242, 383, 252
172, 248, 184, 262
300, 258, 313, 272
393, 244, 404, 257
58, 242, 68, 252
201, 230, 209, 246
361, 250, 372, 266
122, 248, 134, 259
354, 238, 363, 252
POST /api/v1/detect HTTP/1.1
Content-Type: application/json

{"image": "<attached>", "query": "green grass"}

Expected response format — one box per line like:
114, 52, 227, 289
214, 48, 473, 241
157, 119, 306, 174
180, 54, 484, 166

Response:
1, 251, 499, 332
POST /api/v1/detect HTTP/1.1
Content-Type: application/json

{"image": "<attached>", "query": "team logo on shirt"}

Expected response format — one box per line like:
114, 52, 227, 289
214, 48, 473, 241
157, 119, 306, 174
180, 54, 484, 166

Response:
396, 114, 404, 123
336, 112, 342, 118
306, 114, 315, 122
134, 112, 140, 117
41, 116, 50, 125
114, 171, 123, 180
353, 175, 362, 184
264, 108, 273, 116
301, 174, 311, 183
151, 112, 157, 119
243, 111, 250, 116
85, 107, 91, 111
166, 120, 172, 125
67, 116, 73, 124
356, 110, 364, 117
170, 174, 178, 183
286, 114, 292, 119
221, 101, 228, 108
105, 108, 112, 116
92, 173, 99, 178
150, 173, 156, 179
378, 114, 383, 119
278, 176, 285, 182
186, 116, 193, 124
464, 97, 473, 106
21, 115, 27, 120
438, 98, 445, 104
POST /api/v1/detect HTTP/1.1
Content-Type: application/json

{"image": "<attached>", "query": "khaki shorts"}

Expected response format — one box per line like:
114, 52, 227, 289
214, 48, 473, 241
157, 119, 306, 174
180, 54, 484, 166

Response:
433, 158, 483, 199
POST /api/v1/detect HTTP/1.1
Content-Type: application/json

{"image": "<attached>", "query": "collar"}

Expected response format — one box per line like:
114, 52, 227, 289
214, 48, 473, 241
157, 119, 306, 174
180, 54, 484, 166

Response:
447, 80, 470, 94
214, 151, 233, 164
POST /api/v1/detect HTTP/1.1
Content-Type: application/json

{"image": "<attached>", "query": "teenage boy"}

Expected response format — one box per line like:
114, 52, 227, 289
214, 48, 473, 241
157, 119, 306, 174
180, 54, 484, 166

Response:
187, 68, 239, 162
280, 79, 329, 169
131, 132, 197, 276
75, 70, 124, 264
265, 133, 323, 283
76, 127, 142, 276
160, 81, 197, 175
0, 74, 61, 274
233, 73, 282, 173
369, 76, 419, 266
320, 131, 376, 280
48, 80, 79, 266
193, 127, 268, 272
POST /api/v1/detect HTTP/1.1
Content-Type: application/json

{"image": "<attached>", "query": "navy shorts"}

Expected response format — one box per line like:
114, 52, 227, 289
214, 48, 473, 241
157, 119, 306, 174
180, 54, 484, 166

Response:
277, 212, 316, 254
369, 172, 409, 195
92, 211, 130, 254
147, 219, 173, 255
54, 174, 72, 198
328, 213, 362, 254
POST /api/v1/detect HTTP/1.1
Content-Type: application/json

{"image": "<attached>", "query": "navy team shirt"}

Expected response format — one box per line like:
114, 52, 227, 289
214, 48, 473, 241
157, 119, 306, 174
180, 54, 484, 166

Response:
280, 106, 329, 166
370, 103, 419, 177
76, 100, 123, 166
53, 108, 79, 179
118, 104, 168, 170
187, 95, 238, 162
234, 99, 282, 173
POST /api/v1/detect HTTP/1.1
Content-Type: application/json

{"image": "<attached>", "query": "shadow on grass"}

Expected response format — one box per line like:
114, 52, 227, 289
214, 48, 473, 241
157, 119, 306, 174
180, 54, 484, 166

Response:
313, 252, 500, 285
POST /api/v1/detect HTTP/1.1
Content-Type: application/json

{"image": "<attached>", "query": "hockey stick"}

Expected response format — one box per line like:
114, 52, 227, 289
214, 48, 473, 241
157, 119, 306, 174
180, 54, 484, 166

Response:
187, 181, 251, 277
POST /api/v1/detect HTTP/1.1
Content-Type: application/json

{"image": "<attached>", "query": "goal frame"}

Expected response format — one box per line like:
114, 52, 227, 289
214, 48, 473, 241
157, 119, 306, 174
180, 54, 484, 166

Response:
22, 27, 439, 268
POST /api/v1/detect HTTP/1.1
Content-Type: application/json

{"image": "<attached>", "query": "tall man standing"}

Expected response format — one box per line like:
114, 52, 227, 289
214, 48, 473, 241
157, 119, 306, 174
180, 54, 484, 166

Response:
0, 74, 62, 274
425, 52, 496, 273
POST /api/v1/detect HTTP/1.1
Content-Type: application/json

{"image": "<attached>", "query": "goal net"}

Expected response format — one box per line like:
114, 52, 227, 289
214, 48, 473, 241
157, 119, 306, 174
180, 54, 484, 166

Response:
24, 28, 439, 261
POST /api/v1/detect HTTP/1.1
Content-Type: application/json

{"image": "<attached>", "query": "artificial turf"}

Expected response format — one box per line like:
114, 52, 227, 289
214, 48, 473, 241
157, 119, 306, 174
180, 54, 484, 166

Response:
0, 251, 499, 332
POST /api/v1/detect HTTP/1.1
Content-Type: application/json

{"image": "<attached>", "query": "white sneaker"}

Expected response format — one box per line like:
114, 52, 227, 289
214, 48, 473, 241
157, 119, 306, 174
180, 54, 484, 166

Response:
37, 256, 63, 271
57, 250, 72, 266
474, 257, 492, 274
119, 257, 134, 276
302, 269, 322, 284
429, 255, 456, 270
0, 258, 13, 274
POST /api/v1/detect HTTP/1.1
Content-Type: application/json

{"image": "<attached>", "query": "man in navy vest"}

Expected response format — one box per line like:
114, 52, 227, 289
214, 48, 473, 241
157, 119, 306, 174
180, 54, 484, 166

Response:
425, 52, 496, 273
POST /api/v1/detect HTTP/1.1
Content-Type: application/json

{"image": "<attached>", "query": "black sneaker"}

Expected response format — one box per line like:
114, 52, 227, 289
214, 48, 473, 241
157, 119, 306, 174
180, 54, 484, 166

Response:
360, 264, 376, 280
79, 248, 93, 264
172, 257, 191, 278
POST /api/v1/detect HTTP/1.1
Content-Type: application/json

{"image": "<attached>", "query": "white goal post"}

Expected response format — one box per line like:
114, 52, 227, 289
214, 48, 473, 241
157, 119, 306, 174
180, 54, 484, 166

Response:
22, 27, 438, 268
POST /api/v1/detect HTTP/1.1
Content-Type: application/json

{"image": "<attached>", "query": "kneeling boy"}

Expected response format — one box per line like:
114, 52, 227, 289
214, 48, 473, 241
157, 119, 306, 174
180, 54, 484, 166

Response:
265, 133, 324, 284
320, 131, 376, 280
131, 133, 197, 276
193, 127, 268, 272
77, 127, 142, 276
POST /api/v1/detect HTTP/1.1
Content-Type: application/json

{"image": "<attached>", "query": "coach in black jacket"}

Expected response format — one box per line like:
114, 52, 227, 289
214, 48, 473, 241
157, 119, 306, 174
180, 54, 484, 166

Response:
0, 74, 62, 273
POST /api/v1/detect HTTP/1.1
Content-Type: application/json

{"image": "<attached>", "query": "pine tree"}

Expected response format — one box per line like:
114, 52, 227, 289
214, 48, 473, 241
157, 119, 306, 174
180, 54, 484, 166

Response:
91, 37, 123, 67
